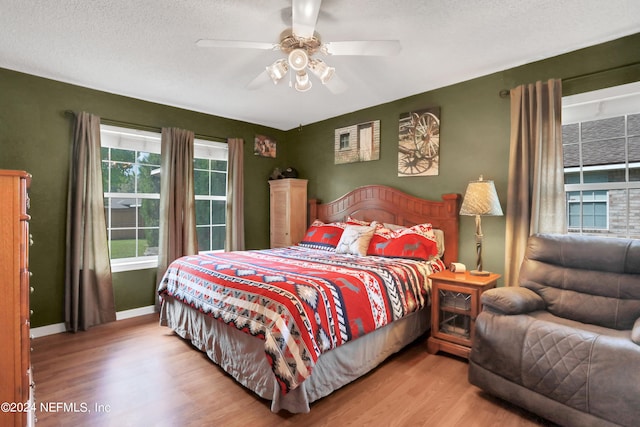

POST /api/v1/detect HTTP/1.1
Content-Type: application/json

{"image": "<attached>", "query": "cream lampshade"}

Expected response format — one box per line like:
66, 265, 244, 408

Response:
459, 175, 503, 275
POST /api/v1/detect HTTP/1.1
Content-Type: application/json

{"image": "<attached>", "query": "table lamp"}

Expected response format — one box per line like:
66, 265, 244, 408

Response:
459, 175, 503, 276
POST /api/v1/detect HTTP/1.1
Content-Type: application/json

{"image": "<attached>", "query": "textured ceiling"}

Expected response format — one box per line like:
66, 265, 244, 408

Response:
1, 0, 639, 130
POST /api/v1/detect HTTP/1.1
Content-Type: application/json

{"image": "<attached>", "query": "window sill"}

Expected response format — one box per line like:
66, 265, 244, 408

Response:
110, 252, 223, 273
111, 258, 158, 273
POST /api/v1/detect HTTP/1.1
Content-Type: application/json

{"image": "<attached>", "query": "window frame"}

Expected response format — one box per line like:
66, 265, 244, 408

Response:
566, 188, 609, 231
193, 155, 229, 255
100, 124, 228, 272
562, 81, 640, 238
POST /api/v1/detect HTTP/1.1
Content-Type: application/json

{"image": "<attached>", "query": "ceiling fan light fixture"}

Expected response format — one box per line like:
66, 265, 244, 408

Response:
266, 59, 288, 84
288, 48, 309, 71
309, 58, 335, 84
294, 71, 312, 92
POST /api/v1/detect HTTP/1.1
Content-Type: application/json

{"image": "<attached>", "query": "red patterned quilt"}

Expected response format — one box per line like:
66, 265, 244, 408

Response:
158, 246, 444, 393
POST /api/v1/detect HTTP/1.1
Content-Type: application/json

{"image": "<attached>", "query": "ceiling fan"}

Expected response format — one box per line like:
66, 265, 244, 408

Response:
196, 0, 401, 93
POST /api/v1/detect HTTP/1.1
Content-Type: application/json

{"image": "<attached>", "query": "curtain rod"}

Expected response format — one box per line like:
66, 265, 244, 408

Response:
498, 61, 640, 98
64, 110, 227, 142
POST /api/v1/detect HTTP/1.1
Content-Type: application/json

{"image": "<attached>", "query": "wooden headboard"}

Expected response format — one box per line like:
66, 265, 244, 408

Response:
308, 185, 461, 267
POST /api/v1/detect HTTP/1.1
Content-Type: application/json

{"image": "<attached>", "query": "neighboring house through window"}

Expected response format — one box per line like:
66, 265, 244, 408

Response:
101, 125, 228, 272
562, 81, 640, 238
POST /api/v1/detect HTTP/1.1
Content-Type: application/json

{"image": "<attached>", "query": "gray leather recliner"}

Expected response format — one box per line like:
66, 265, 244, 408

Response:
469, 233, 640, 427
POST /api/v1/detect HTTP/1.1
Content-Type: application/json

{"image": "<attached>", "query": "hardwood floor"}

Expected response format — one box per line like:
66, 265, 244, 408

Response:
31, 314, 556, 427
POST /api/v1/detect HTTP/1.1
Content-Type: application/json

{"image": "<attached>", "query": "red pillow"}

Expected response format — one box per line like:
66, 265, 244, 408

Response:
367, 223, 439, 260
298, 220, 346, 251
346, 216, 371, 226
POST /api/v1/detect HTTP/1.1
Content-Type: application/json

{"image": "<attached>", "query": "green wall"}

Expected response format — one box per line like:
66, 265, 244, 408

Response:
0, 69, 288, 327
287, 33, 640, 282
1, 33, 638, 328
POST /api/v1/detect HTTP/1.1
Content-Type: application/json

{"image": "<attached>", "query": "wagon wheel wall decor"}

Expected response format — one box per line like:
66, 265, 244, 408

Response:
398, 108, 440, 177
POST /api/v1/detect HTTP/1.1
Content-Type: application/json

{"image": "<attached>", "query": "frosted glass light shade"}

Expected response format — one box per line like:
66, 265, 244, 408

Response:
309, 58, 335, 84
266, 59, 288, 84
294, 71, 312, 92
288, 49, 309, 71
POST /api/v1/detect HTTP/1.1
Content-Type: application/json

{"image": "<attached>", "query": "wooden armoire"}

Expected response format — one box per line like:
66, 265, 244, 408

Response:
0, 170, 34, 426
269, 178, 308, 248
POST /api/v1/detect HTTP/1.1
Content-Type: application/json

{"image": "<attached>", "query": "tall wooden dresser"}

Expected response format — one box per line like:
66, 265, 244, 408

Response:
0, 170, 34, 427
269, 178, 307, 248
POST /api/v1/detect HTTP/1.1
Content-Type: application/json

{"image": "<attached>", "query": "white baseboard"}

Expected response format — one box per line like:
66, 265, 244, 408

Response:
31, 322, 66, 338
115, 305, 157, 320
31, 305, 157, 338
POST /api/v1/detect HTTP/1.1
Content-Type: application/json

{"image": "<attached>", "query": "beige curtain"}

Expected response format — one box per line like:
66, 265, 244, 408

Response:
225, 138, 245, 251
504, 79, 566, 285
65, 112, 116, 332
157, 128, 198, 291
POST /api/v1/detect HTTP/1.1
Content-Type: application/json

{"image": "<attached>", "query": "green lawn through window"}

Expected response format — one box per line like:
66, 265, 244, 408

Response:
110, 239, 149, 259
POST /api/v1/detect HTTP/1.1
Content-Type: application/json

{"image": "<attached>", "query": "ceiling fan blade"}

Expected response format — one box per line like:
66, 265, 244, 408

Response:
196, 39, 278, 50
324, 40, 401, 56
246, 70, 273, 90
292, 0, 322, 39
324, 74, 347, 94
281, 6, 335, 26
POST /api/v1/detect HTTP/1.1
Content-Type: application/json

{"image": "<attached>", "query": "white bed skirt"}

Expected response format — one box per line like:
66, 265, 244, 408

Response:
160, 296, 430, 413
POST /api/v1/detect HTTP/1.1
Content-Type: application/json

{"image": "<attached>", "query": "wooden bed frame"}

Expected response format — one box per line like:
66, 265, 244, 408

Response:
308, 185, 461, 267
160, 184, 462, 413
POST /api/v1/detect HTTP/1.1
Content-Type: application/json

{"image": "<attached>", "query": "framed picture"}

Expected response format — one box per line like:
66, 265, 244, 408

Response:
254, 134, 276, 158
398, 107, 440, 176
334, 120, 380, 164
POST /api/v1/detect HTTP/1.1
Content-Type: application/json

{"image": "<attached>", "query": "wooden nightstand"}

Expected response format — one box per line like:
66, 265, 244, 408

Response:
427, 270, 500, 359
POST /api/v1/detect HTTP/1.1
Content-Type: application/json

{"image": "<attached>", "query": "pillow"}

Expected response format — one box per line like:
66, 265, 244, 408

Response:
409, 223, 436, 236
433, 229, 445, 258
335, 225, 376, 256
382, 222, 406, 231
346, 216, 371, 226
367, 223, 439, 260
380, 223, 445, 257
298, 220, 346, 251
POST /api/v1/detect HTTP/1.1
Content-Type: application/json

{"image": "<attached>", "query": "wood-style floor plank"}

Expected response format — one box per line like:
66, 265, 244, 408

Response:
31, 314, 556, 427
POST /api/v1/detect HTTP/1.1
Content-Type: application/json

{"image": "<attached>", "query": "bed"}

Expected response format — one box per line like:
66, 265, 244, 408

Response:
159, 185, 461, 413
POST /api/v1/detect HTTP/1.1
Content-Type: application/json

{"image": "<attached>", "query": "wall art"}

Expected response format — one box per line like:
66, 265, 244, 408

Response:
398, 107, 440, 176
254, 134, 276, 158
334, 120, 380, 164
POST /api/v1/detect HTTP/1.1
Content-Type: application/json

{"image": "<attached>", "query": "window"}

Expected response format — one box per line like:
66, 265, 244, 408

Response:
193, 147, 228, 253
562, 81, 640, 238
339, 132, 350, 150
567, 190, 608, 230
101, 125, 228, 272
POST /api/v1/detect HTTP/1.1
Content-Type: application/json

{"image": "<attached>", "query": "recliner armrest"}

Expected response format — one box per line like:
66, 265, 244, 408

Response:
481, 287, 545, 315
632, 318, 640, 346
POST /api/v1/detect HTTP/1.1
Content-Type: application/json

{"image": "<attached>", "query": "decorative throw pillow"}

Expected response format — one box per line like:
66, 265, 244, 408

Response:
335, 225, 376, 256
298, 220, 346, 251
367, 223, 439, 260
432, 228, 445, 258
380, 223, 444, 257
382, 222, 406, 231
367, 225, 396, 254
346, 216, 371, 226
